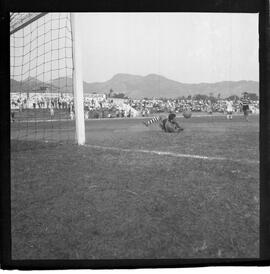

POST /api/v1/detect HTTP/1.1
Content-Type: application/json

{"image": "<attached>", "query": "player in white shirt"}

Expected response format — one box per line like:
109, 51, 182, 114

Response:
226, 100, 234, 120
50, 107, 54, 119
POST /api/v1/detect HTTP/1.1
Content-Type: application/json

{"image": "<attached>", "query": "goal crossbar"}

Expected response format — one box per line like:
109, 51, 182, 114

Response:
10, 13, 48, 35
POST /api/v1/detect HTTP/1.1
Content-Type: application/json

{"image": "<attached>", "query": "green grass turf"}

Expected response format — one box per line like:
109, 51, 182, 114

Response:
11, 114, 259, 259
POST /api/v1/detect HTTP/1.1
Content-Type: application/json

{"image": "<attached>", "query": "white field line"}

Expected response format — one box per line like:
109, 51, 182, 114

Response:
13, 113, 248, 123
84, 144, 259, 165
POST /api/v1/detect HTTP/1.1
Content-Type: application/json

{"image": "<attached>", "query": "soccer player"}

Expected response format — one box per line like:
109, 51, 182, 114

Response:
69, 103, 75, 120
240, 92, 250, 121
143, 113, 184, 133
11, 111, 15, 123
84, 110, 89, 120
226, 100, 234, 120
143, 116, 162, 127
207, 100, 213, 115
50, 107, 54, 119
70, 110, 74, 120
164, 113, 184, 133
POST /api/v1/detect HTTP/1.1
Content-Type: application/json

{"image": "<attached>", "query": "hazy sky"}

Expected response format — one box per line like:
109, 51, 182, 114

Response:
79, 13, 259, 84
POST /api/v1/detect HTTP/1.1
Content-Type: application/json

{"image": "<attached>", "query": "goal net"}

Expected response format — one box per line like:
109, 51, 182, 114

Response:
10, 13, 84, 144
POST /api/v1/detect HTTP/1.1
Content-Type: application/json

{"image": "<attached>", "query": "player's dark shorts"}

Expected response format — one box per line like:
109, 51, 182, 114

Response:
243, 105, 249, 114
160, 118, 168, 132
227, 111, 233, 115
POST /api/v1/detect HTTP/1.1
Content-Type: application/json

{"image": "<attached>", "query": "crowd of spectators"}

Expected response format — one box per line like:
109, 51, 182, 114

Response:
10, 93, 74, 112
10, 92, 259, 119
10, 93, 138, 119
127, 97, 259, 116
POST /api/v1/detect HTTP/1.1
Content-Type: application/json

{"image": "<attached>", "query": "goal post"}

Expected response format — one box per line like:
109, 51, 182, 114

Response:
10, 12, 86, 145
70, 13, 85, 145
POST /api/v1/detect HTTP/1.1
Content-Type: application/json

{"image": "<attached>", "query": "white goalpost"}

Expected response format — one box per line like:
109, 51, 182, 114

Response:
10, 12, 85, 145
70, 13, 85, 145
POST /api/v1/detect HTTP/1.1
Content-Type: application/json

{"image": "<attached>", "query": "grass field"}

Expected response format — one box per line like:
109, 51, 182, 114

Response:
11, 113, 259, 259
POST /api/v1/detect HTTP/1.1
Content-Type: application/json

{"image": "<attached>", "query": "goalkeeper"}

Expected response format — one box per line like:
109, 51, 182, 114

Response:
163, 113, 184, 133
143, 113, 184, 133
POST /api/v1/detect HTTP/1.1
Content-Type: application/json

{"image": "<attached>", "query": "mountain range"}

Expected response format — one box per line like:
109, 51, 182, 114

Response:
10, 74, 259, 99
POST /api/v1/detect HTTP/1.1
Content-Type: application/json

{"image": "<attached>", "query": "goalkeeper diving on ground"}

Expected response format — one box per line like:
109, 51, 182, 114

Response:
143, 113, 184, 133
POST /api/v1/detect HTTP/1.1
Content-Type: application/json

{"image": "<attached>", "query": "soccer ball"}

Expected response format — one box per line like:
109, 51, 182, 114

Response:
183, 111, 192, 119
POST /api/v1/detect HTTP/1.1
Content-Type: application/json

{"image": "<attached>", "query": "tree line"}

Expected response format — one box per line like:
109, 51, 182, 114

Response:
107, 88, 258, 101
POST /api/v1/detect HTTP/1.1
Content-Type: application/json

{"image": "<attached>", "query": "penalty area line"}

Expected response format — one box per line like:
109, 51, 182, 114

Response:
84, 144, 259, 164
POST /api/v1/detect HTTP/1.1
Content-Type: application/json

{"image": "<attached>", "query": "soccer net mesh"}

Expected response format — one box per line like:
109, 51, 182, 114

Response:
10, 12, 76, 143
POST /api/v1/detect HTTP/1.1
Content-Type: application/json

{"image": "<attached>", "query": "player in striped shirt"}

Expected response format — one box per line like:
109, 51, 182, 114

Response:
240, 92, 250, 121
143, 116, 162, 127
